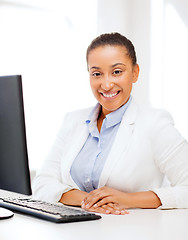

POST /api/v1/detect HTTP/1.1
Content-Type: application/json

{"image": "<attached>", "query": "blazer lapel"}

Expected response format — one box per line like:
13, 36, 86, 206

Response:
98, 100, 138, 187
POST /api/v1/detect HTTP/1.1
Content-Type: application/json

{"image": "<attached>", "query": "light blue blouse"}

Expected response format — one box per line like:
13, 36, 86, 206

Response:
70, 96, 132, 192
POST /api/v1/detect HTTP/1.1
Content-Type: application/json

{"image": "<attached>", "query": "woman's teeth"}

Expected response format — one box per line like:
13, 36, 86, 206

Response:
102, 92, 119, 98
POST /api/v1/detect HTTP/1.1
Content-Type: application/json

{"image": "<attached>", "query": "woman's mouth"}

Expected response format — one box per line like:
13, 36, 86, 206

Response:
101, 91, 120, 98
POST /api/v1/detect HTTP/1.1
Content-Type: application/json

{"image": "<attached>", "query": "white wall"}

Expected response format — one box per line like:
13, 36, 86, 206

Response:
97, 0, 131, 35
97, 0, 151, 106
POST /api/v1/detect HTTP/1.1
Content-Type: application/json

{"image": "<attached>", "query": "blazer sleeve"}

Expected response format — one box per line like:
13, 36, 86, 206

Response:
150, 110, 188, 209
32, 113, 79, 203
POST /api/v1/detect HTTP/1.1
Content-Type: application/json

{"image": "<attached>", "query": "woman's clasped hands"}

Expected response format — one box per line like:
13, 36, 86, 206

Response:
81, 186, 129, 215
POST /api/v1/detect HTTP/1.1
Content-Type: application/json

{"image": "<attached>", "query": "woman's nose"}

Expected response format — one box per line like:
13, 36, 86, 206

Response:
101, 76, 114, 91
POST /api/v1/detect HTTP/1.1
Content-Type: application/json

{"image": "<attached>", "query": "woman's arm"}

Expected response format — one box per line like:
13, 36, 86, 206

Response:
150, 110, 188, 209
59, 189, 129, 215
81, 187, 161, 210
59, 189, 88, 206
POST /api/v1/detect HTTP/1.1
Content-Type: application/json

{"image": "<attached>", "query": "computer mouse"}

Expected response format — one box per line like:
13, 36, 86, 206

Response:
0, 207, 14, 219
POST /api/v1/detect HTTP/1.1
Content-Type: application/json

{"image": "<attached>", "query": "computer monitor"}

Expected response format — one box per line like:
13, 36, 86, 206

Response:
0, 75, 32, 195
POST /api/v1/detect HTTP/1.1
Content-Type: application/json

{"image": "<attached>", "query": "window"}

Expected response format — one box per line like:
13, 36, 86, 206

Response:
150, 0, 188, 139
0, 0, 98, 169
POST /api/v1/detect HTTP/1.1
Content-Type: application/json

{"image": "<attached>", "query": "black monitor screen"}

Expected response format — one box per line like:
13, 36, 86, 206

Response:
0, 75, 32, 195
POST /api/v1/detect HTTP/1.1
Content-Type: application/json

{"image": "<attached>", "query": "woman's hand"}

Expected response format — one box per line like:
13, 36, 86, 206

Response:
83, 202, 129, 215
81, 186, 162, 213
81, 186, 129, 214
59, 188, 128, 215
60, 187, 161, 215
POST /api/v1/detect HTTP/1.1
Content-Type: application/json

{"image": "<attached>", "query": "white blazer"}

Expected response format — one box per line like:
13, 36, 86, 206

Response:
33, 99, 188, 209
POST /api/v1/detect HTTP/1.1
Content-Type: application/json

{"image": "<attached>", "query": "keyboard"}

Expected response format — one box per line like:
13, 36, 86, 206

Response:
0, 196, 101, 223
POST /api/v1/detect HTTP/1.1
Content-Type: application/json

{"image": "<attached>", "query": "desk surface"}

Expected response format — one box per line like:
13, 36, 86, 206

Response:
1, 190, 188, 240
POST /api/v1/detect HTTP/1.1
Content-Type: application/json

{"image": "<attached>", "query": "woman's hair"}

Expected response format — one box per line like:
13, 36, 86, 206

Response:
86, 32, 137, 65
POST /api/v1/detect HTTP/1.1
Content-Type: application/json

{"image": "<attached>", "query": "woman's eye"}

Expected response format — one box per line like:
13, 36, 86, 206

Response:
92, 72, 101, 77
113, 70, 122, 75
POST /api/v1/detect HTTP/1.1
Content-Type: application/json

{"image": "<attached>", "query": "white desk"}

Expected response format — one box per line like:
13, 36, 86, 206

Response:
1, 190, 188, 240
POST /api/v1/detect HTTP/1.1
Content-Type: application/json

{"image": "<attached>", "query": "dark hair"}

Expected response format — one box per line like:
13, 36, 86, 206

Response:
86, 32, 137, 65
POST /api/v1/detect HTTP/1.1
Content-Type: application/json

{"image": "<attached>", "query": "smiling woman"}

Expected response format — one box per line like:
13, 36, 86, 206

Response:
88, 45, 139, 118
33, 32, 188, 215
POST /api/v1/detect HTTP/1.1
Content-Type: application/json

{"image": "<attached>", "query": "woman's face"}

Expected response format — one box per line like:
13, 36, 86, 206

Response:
87, 45, 139, 116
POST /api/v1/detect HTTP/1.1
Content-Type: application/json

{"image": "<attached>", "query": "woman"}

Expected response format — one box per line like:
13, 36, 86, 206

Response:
33, 32, 188, 215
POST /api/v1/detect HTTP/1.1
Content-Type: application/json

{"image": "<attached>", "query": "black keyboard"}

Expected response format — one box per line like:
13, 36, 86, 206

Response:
0, 197, 101, 223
